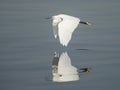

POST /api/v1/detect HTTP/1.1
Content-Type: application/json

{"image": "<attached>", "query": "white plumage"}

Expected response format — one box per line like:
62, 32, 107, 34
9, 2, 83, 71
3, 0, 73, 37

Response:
52, 14, 80, 46
52, 52, 79, 82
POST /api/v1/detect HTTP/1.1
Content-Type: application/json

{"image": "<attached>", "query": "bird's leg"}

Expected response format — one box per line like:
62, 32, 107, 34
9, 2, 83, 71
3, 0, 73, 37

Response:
80, 21, 92, 26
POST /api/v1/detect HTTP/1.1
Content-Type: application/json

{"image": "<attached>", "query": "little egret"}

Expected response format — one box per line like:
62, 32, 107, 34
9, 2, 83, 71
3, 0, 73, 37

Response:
52, 14, 91, 46
52, 52, 91, 82
52, 52, 79, 82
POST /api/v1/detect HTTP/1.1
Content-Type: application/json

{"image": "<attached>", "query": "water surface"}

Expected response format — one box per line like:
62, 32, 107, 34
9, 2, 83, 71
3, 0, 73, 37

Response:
0, 0, 120, 90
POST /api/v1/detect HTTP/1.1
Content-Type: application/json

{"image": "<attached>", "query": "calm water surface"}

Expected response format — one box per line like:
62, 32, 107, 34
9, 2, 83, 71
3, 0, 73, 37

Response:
0, 0, 120, 90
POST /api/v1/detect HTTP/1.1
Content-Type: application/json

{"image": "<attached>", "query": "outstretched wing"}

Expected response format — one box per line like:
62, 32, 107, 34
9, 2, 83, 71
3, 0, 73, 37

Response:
58, 52, 78, 75
58, 18, 80, 46
58, 52, 71, 74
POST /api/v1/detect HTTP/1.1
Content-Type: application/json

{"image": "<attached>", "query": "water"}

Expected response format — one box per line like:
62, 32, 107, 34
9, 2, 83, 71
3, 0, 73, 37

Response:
0, 0, 120, 90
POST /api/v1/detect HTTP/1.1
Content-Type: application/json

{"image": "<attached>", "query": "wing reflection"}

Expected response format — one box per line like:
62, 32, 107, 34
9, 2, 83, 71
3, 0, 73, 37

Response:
52, 52, 75, 82
52, 52, 91, 82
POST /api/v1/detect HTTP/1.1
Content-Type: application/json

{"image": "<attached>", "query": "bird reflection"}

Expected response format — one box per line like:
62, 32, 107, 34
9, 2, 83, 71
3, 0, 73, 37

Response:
52, 52, 91, 82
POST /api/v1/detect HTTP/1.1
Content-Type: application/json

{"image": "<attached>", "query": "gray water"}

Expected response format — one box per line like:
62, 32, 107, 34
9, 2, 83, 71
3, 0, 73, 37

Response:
0, 0, 120, 90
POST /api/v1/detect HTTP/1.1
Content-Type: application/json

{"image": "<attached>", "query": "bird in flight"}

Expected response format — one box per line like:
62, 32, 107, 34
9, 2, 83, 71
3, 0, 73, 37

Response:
52, 14, 91, 47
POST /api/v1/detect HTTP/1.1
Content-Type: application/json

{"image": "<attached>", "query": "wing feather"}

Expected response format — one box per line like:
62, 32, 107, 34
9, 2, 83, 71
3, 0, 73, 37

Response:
58, 18, 80, 46
58, 52, 71, 74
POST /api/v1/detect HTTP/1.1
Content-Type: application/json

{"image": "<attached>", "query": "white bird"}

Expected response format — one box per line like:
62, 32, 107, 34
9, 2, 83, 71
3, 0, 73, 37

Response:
52, 52, 91, 82
52, 52, 79, 82
52, 14, 91, 47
